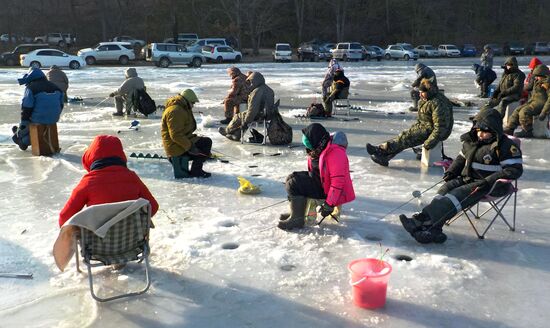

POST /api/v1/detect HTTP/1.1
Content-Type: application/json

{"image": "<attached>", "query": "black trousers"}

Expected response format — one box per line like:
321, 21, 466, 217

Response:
285, 171, 326, 199
186, 137, 212, 162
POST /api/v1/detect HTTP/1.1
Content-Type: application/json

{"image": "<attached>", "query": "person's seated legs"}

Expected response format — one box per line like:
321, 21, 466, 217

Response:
409, 89, 420, 112
221, 98, 236, 124
113, 95, 125, 116
187, 137, 212, 178
322, 95, 333, 117
169, 155, 190, 179
278, 171, 325, 230
219, 114, 244, 141
12, 121, 31, 151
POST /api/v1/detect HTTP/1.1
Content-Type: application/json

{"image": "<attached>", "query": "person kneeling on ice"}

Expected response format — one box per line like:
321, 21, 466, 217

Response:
161, 89, 212, 178
366, 78, 453, 167
278, 123, 355, 230
399, 108, 523, 244
12, 67, 64, 150
58, 135, 159, 227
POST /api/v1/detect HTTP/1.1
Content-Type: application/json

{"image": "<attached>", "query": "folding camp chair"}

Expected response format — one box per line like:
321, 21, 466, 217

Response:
74, 201, 152, 302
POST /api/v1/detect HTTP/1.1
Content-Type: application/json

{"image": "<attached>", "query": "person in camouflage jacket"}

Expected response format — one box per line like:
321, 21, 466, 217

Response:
221, 67, 249, 124
366, 78, 454, 166
485, 56, 526, 117
410, 63, 437, 111
504, 64, 549, 138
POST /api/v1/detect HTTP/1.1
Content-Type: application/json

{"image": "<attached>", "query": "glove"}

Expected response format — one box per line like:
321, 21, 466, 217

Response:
319, 202, 334, 218
538, 114, 547, 121
109, 92, 115, 97
442, 171, 457, 182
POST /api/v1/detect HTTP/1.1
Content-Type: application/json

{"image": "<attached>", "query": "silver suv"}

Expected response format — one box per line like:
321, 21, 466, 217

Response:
77, 42, 135, 65
331, 42, 363, 61
384, 44, 419, 60
34, 33, 76, 47
145, 43, 204, 68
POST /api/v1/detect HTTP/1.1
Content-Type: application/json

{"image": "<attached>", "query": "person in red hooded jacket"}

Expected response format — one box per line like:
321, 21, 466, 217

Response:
58, 135, 159, 227
521, 57, 543, 103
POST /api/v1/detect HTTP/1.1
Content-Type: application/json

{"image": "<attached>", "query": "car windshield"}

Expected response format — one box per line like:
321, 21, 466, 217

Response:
447, 45, 458, 50
277, 45, 291, 51
424, 45, 434, 50
403, 45, 414, 51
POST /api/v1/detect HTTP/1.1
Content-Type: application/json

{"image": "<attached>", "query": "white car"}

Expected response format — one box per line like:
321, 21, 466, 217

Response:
78, 42, 135, 65
414, 45, 440, 57
201, 45, 242, 63
331, 42, 363, 61
112, 36, 146, 48
438, 44, 461, 57
20, 49, 86, 69
272, 43, 292, 62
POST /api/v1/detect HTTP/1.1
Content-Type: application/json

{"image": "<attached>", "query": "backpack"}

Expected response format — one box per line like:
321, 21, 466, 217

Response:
306, 102, 326, 117
134, 89, 156, 116
267, 111, 292, 145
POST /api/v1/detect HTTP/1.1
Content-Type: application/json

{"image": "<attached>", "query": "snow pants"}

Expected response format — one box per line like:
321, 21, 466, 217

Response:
507, 103, 542, 132
380, 124, 432, 155
285, 171, 326, 200
114, 95, 133, 115
488, 95, 520, 117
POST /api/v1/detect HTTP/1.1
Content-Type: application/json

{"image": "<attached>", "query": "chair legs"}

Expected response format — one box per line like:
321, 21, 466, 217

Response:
241, 119, 268, 145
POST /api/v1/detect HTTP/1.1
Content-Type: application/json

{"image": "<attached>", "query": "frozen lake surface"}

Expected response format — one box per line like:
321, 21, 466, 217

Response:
1, 57, 550, 327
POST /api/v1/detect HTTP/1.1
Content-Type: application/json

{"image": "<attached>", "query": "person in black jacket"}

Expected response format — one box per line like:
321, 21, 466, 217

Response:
472, 64, 497, 98
322, 69, 350, 116
485, 56, 526, 117
410, 63, 437, 112
399, 107, 523, 243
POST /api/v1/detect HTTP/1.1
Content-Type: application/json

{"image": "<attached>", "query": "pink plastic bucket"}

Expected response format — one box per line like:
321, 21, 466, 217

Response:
348, 258, 392, 309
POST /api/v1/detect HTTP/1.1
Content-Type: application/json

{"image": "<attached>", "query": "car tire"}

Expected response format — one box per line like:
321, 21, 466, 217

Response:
35, 39, 43, 43
404, 54, 410, 61
30, 61, 41, 68
119, 55, 129, 65
58, 41, 66, 47
69, 61, 80, 69
216, 56, 223, 63
235, 55, 241, 63
413, 58, 418, 61
85, 56, 96, 65
192, 57, 202, 67
385, 53, 391, 60
6, 58, 15, 66
159, 57, 170, 68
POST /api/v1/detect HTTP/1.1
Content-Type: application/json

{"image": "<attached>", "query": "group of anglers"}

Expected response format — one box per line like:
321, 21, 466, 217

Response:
10, 54, 540, 243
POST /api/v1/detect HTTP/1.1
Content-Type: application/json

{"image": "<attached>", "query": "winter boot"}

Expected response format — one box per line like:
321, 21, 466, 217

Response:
189, 160, 211, 178
503, 127, 515, 135
112, 112, 124, 117
220, 117, 232, 124
514, 129, 533, 138
278, 196, 307, 231
399, 213, 430, 235
366, 143, 382, 155
218, 126, 227, 136
279, 213, 290, 221
170, 155, 190, 179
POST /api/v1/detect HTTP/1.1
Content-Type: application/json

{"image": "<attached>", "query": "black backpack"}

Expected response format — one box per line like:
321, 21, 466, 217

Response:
306, 102, 326, 117
134, 89, 156, 116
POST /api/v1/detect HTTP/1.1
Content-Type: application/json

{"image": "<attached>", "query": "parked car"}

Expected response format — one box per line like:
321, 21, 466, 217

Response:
201, 45, 242, 63
438, 44, 461, 57
0, 34, 18, 43
297, 41, 332, 61
163, 33, 199, 45
144, 43, 204, 68
525, 42, 549, 55
414, 45, 440, 57
186, 38, 228, 53
111, 36, 145, 48
384, 44, 419, 60
77, 42, 135, 65
461, 44, 477, 57
272, 43, 292, 62
503, 42, 525, 55
331, 42, 363, 61
483, 43, 503, 56
1, 43, 48, 66
34, 33, 76, 47
20, 49, 86, 69
360, 45, 381, 61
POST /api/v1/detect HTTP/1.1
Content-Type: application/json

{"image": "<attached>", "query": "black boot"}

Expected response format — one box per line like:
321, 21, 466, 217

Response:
218, 126, 227, 136
399, 212, 430, 234
220, 117, 232, 124
366, 143, 381, 155
279, 213, 290, 221
412, 229, 447, 244
189, 160, 211, 178
278, 196, 307, 231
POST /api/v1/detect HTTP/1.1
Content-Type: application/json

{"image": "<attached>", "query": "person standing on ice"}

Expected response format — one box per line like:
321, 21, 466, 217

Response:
46, 65, 69, 103
322, 68, 350, 116
409, 63, 437, 112
471, 64, 497, 98
480, 45, 494, 69
278, 123, 355, 231
58, 135, 159, 227
220, 67, 250, 125
484, 56, 525, 117
11, 67, 63, 150
161, 89, 212, 178
399, 108, 523, 243
366, 78, 453, 167
321, 58, 342, 97
109, 67, 144, 116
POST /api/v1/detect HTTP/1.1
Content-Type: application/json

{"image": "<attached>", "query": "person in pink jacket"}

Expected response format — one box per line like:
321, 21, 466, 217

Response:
278, 123, 355, 230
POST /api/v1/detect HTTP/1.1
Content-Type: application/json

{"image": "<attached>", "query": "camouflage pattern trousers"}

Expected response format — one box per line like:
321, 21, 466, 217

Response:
380, 124, 432, 155
507, 103, 542, 131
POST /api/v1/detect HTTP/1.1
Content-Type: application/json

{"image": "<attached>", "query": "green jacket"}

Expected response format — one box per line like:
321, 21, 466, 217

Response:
161, 95, 198, 157
493, 57, 526, 99
416, 89, 454, 149
526, 78, 549, 112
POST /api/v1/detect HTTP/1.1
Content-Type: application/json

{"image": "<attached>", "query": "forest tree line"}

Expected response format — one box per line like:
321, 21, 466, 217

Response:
1, 0, 549, 54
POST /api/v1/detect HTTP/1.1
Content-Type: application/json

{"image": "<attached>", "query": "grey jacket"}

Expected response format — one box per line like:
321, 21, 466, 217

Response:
46, 65, 69, 92
113, 68, 145, 97
244, 72, 275, 125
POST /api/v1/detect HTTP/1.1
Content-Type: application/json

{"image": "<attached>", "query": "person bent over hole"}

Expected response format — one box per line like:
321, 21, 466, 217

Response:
278, 123, 355, 231
161, 89, 212, 178
399, 108, 523, 243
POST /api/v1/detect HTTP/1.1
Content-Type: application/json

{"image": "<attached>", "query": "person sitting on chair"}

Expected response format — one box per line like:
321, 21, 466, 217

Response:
399, 107, 523, 244
366, 77, 453, 167
484, 56, 526, 117
58, 135, 159, 227
219, 72, 275, 142
109, 68, 145, 116
278, 123, 355, 231
322, 68, 350, 116
321, 58, 342, 97
221, 67, 250, 124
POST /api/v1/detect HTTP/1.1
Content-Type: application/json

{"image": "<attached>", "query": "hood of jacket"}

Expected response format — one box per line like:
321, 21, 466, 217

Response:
303, 123, 329, 150
227, 67, 242, 78
82, 135, 127, 172
529, 57, 542, 70
164, 94, 190, 109
247, 72, 265, 90
125, 67, 138, 79
502, 56, 519, 70
415, 63, 426, 74
467, 107, 503, 144
17, 67, 46, 85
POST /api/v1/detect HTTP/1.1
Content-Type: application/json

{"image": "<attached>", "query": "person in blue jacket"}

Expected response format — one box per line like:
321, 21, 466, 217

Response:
12, 67, 64, 150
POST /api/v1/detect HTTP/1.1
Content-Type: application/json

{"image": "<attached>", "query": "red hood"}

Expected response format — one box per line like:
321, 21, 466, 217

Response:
529, 57, 542, 70
82, 135, 127, 172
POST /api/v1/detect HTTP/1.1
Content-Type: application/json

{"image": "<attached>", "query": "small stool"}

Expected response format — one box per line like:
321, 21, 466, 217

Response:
421, 142, 442, 167
305, 198, 341, 225
503, 102, 520, 127
29, 123, 60, 156
533, 117, 550, 138
332, 98, 351, 116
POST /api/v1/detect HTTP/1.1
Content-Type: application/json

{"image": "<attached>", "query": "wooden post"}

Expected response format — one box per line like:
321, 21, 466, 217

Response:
29, 124, 60, 156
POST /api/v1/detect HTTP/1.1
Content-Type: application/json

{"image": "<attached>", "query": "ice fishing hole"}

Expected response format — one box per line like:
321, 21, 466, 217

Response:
364, 234, 383, 242
394, 254, 413, 262
280, 264, 296, 272
221, 242, 240, 250
219, 221, 238, 228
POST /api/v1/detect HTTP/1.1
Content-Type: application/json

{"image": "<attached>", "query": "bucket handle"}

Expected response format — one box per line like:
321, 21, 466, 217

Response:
350, 276, 367, 286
